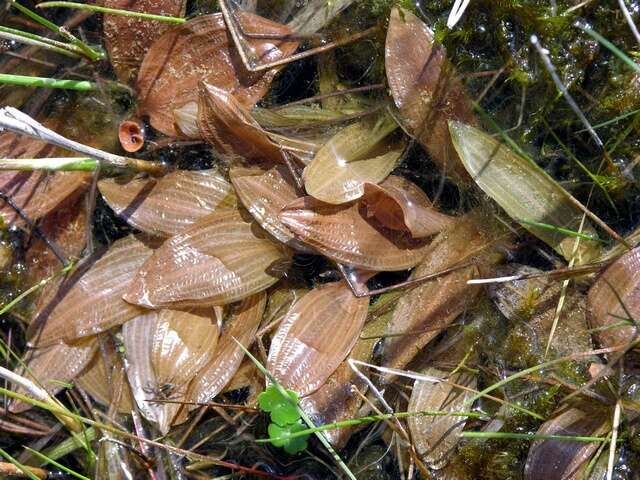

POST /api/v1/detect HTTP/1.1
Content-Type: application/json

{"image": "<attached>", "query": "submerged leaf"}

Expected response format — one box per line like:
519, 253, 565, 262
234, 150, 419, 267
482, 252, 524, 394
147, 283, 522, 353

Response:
30, 235, 153, 345
98, 169, 235, 237
588, 247, 640, 349
449, 121, 601, 264
104, 0, 187, 85
280, 197, 432, 271
524, 407, 609, 480
123, 308, 219, 433
137, 13, 298, 136
385, 7, 476, 182
408, 369, 475, 469
124, 209, 290, 308
303, 114, 402, 204
9, 338, 97, 413
198, 82, 285, 165
362, 175, 455, 237
267, 281, 369, 397
230, 165, 303, 248
187, 292, 267, 404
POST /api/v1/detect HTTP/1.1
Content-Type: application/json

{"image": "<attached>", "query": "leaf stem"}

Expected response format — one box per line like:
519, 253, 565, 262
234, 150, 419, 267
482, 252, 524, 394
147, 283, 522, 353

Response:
0, 26, 82, 58
461, 431, 607, 442
37, 1, 186, 24
0, 157, 98, 171
0, 74, 96, 91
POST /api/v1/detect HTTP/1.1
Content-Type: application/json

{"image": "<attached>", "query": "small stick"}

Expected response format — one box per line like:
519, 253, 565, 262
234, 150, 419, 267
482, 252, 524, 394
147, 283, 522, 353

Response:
0, 461, 48, 479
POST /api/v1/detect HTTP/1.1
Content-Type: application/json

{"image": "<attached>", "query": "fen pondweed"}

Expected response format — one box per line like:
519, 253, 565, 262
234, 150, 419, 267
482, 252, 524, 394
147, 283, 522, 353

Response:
0, 0, 640, 478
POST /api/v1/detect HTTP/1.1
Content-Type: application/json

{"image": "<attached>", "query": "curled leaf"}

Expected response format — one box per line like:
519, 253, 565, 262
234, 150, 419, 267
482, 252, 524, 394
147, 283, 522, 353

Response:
123, 308, 219, 433
188, 292, 267, 404
198, 82, 285, 165
230, 165, 304, 248
588, 247, 640, 349
124, 209, 290, 308
30, 235, 153, 345
280, 197, 431, 271
407, 369, 475, 469
385, 7, 476, 182
118, 119, 146, 153
9, 338, 97, 413
524, 407, 609, 480
303, 114, 402, 204
136, 13, 298, 136
362, 175, 455, 237
267, 281, 369, 397
104, 0, 187, 85
98, 169, 235, 237
449, 121, 601, 264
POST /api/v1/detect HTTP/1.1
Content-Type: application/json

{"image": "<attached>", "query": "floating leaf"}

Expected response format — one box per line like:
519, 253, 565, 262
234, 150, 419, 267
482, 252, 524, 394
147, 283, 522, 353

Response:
385, 7, 476, 182
123, 308, 219, 433
187, 292, 267, 404
588, 247, 640, 349
124, 209, 290, 308
136, 13, 298, 136
98, 169, 235, 237
303, 113, 402, 204
267, 422, 309, 454
29, 235, 153, 345
258, 384, 300, 426
267, 281, 369, 397
9, 337, 97, 413
230, 165, 305, 248
408, 369, 475, 469
280, 197, 431, 271
382, 214, 500, 370
104, 0, 187, 85
524, 407, 609, 480
198, 82, 285, 165
362, 175, 455, 238
449, 121, 601, 264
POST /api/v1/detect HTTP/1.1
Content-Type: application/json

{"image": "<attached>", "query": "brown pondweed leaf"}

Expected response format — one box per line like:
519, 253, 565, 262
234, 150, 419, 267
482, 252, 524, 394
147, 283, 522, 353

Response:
588, 247, 640, 349
449, 121, 602, 265
303, 113, 402, 204
123, 308, 219, 433
300, 311, 390, 448
187, 291, 266, 405
385, 7, 476, 182
136, 13, 298, 136
362, 175, 455, 238
29, 235, 153, 346
382, 214, 503, 370
98, 169, 235, 237
524, 406, 609, 480
407, 369, 476, 470
124, 208, 291, 308
280, 196, 431, 271
9, 337, 97, 413
230, 165, 306, 248
267, 281, 369, 397
197, 82, 286, 165
104, 0, 187, 85
76, 344, 134, 414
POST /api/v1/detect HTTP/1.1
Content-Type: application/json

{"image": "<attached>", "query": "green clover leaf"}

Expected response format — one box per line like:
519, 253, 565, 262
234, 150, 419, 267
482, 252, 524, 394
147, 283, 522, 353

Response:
257, 384, 300, 426
268, 421, 309, 454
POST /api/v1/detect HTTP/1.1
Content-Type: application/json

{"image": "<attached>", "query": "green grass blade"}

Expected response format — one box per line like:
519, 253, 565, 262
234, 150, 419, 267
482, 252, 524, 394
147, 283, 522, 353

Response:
518, 219, 603, 242
577, 23, 640, 74
0, 157, 98, 172
0, 74, 97, 91
23, 448, 90, 480
0, 447, 41, 480
0, 26, 82, 58
461, 431, 607, 442
37, 1, 186, 24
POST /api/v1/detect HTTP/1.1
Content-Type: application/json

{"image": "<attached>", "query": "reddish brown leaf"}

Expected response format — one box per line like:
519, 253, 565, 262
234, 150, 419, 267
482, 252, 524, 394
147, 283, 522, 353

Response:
124, 208, 291, 308
267, 281, 369, 397
136, 13, 298, 136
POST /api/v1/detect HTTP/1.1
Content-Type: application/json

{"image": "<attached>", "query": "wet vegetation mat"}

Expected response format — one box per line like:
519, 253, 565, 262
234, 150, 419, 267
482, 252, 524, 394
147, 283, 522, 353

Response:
0, 0, 640, 478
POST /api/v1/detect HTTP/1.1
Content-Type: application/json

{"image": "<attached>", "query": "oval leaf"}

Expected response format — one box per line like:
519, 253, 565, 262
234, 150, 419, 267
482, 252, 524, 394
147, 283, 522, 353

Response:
123, 308, 219, 433
124, 208, 291, 308
267, 281, 369, 397
385, 7, 476, 182
98, 169, 235, 237
136, 13, 298, 136
449, 121, 601, 265
280, 196, 431, 271
303, 114, 402, 204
